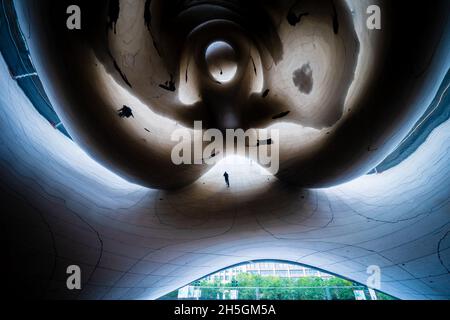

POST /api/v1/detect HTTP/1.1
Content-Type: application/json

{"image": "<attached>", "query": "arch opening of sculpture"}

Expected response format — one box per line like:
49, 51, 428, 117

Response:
205, 41, 238, 83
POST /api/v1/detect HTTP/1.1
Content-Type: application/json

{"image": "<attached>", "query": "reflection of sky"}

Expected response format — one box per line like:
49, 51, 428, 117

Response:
373, 69, 450, 173
0, 1, 70, 137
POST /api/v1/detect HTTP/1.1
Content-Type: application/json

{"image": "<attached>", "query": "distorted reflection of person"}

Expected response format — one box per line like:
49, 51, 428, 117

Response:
118, 105, 134, 119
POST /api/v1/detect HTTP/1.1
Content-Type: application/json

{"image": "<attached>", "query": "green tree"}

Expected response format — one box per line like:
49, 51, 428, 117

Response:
160, 271, 397, 300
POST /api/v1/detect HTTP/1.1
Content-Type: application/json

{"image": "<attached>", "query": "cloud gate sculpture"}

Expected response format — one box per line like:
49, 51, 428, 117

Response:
0, 0, 449, 300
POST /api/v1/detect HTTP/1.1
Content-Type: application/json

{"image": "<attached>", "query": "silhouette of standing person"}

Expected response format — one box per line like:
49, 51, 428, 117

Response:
224, 172, 230, 188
